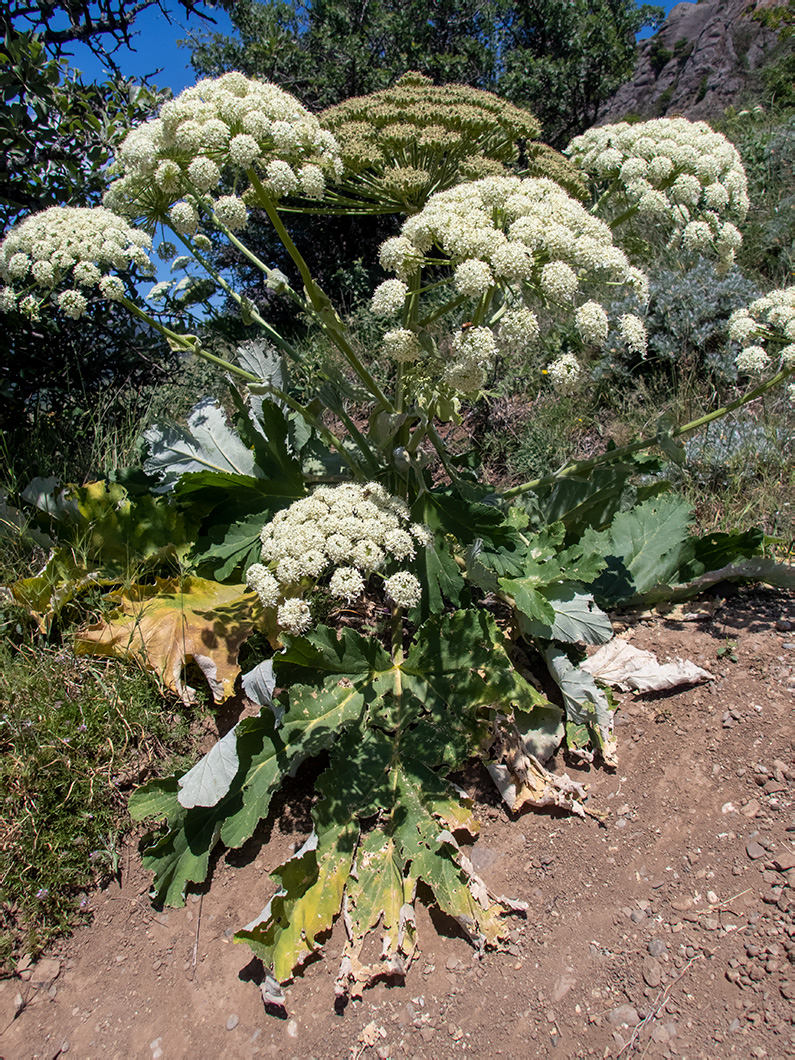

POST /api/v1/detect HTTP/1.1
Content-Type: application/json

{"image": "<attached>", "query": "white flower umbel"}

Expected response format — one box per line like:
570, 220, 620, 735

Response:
374, 176, 646, 398
735, 345, 770, 375
731, 285, 795, 381
575, 301, 609, 346
247, 482, 431, 631
0, 206, 153, 316
104, 72, 342, 225
277, 598, 313, 636
384, 571, 422, 610
546, 352, 583, 395
382, 328, 421, 363
370, 278, 409, 316
619, 314, 648, 357
566, 118, 749, 268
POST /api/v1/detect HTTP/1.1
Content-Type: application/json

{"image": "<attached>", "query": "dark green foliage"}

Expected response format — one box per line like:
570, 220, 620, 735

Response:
649, 39, 673, 76
193, 0, 661, 147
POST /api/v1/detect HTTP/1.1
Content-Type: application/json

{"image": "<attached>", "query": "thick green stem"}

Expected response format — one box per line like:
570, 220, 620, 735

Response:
247, 169, 394, 411
391, 603, 404, 673
170, 230, 302, 363
504, 366, 795, 499
120, 297, 260, 383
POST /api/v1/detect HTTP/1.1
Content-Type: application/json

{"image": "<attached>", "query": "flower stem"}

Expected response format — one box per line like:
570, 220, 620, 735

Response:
170, 230, 302, 364
247, 169, 395, 411
120, 297, 261, 383
503, 366, 795, 499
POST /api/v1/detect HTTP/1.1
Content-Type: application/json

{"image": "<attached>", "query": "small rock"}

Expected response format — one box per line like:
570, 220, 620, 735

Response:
642, 957, 662, 988
707, 890, 719, 905
609, 1004, 641, 1027
30, 958, 60, 986
746, 840, 767, 860
226, 1014, 239, 1031
630, 910, 647, 924
651, 1024, 671, 1043
703, 916, 720, 931
648, 939, 667, 958
286, 1019, 298, 1038
420, 1027, 436, 1042
728, 1018, 741, 1033
59, 1041, 69, 1054
741, 800, 762, 818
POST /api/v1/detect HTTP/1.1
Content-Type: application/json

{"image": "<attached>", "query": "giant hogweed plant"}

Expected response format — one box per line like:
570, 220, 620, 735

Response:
2, 72, 795, 1002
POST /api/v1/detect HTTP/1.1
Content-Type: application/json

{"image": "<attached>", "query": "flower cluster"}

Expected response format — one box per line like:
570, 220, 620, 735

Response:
372, 175, 648, 397
729, 286, 795, 384
545, 352, 583, 395
103, 72, 342, 232
566, 118, 749, 270
318, 71, 558, 214
0, 206, 152, 318
246, 482, 430, 634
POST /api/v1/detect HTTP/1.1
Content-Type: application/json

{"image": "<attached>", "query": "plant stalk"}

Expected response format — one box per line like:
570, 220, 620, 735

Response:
504, 366, 795, 499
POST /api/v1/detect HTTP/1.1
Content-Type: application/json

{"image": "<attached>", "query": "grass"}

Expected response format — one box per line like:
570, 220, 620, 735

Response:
0, 642, 210, 969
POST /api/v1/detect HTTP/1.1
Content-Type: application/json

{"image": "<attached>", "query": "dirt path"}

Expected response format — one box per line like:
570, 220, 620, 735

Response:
1, 587, 794, 1060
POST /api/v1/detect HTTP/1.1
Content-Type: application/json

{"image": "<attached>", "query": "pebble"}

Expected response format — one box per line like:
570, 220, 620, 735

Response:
648, 939, 667, 957
642, 957, 662, 988
226, 1014, 239, 1031
609, 1004, 640, 1027
746, 840, 767, 860
30, 958, 61, 986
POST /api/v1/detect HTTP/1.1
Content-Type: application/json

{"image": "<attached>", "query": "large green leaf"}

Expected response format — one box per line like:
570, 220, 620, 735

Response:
237, 722, 526, 996
545, 647, 616, 764
517, 584, 613, 645
129, 678, 367, 906
583, 495, 694, 605
143, 398, 263, 492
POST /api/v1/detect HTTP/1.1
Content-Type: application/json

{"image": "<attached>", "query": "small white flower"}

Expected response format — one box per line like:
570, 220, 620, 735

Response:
73, 261, 102, 287
170, 201, 199, 236
735, 345, 770, 375
546, 352, 582, 395
277, 597, 312, 635
213, 195, 248, 232
541, 261, 578, 303
370, 279, 408, 317
454, 258, 494, 297
575, 301, 609, 346
619, 314, 648, 357
246, 564, 281, 608
329, 567, 365, 603
498, 307, 540, 352
58, 289, 88, 319
187, 156, 222, 192
0, 286, 17, 312
99, 275, 125, 301
381, 328, 421, 363
266, 160, 299, 198
383, 529, 416, 560
298, 164, 325, 199
228, 133, 261, 167
384, 571, 422, 609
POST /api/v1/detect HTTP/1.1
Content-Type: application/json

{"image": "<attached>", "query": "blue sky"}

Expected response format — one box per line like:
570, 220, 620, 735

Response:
61, 2, 234, 93
62, 1, 685, 94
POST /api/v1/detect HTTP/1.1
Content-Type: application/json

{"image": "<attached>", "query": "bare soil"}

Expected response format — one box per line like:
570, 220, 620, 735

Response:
2, 587, 794, 1060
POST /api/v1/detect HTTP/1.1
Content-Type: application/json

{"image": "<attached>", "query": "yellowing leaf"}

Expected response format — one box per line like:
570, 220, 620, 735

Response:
76, 576, 269, 703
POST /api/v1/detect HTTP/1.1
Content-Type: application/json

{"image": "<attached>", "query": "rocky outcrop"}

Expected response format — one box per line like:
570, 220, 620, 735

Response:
599, 0, 786, 123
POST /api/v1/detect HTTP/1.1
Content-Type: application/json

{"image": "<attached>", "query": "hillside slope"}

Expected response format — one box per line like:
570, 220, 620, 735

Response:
599, 0, 786, 122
